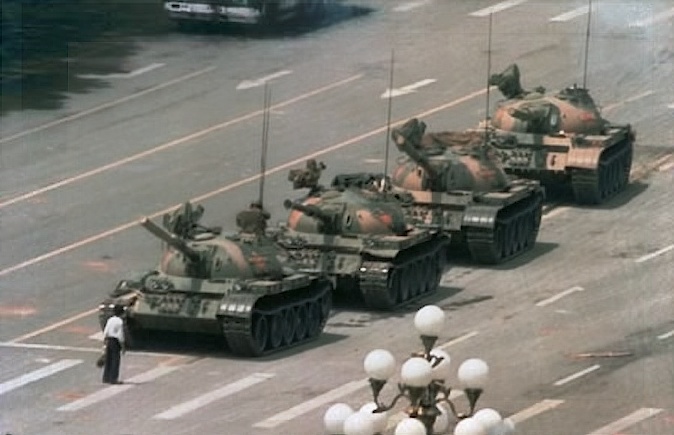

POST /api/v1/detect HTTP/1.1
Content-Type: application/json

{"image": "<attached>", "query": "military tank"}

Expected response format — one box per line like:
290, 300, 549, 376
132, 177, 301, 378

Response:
98, 201, 332, 357
388, 118, 545, 265
485, 63, 635, 204
274, 160, 450, 310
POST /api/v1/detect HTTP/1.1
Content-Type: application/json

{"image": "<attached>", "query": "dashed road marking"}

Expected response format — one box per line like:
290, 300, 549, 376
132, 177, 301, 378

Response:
536, 286, 584, 307
635, 244, 674, 263
89, 331, 104, 341
153, 373, 275, 420
78, 63, 165, 80
553, 364, 600, 386
585, 408, 663, 435
603, 90, 654, 112
629, 7, 674, 27
508, 399, 565, 424
394, 0, 432, 12
58, 366, 179, 411
254, 379, 368, 428
436, 331, 479, 351
657, 329, 674, 340
0, 359, 82, 396
549, 5, 588, 22
236, 70, 293, 90
469, 0, 528, 17
381, 78, 437, 98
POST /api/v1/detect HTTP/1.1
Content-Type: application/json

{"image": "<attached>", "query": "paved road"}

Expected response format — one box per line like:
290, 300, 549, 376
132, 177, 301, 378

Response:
0, 1, 672, 434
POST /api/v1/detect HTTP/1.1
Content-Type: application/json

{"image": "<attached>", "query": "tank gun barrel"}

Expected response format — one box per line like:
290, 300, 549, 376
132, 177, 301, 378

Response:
139, 217, 201, 262
283, 199, 334, 223
392, 129, 439, 179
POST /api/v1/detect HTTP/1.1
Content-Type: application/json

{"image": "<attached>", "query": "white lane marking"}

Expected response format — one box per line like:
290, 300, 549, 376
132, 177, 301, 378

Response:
585, 408, 663, 435
9, 308, 99, 343
668, 103, 674, 109
381, 79, 437, 98
89, 331, 104, 341
553, 364, 600, 386
78, 63, 165, 80
657, 329, 674, 340
436, 331, 479, 351
635, 244, 674, 263
0, 85, 488, 282
236, 70, 293, 90
0, 359, 82, 395
549, 5, 588, 22
394, 0, 431, 12
58, 366, 178, 411
629, 7, 674, 27
536, 286, 584, 307
659, 160, 674, 172
469, 0, 528, 17
0, 341, 184, 358
509, 399, 565, 424
0, 66, 216, 144
603, 90, 654, 112
254, 379, 368, 428
154, 372, 275, 420
0, 73, 362, 211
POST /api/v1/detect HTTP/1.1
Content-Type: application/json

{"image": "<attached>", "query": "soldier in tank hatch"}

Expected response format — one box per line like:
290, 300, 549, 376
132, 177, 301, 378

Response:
236, 201, 270, 235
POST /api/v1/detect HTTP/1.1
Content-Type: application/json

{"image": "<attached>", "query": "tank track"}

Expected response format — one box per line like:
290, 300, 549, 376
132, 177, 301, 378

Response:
358, 238, 449, 310
465, 192, 544, 264
570, 138, 633, 205
219, 280, 332, 357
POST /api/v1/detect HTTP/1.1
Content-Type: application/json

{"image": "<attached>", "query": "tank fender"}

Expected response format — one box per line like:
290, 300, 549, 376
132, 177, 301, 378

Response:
462, 205, 499, 230
567, 147, 602, 170
217, 293, 258, 319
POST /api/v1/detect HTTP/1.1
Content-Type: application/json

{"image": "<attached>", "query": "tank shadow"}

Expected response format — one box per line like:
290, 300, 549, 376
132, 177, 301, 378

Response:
331, 286, 464, 315
543, 181, 649, 210
445, 241, 558, 271
126, 329, 348, 361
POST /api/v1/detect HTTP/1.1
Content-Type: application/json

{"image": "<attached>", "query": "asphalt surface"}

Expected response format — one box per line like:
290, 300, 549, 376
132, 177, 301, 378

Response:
0, 1, 672, 434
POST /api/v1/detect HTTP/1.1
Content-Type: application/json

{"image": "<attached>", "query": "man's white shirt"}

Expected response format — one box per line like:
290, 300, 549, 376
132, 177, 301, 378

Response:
103, 316, 125, 344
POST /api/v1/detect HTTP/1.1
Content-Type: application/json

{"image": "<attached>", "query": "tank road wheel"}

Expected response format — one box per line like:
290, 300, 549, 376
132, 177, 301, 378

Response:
282, 308, 295, 345
269, 313, 284, 350
306, 301, 322, 338
251, 314, 269, 354
398, 266, 412, 303
294, 304, 309, 341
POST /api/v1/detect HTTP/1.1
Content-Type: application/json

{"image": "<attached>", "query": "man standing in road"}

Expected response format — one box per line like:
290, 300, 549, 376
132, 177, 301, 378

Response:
102, 305, 125, 384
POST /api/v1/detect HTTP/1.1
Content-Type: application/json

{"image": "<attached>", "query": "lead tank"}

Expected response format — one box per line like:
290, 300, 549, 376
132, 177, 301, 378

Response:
485, 63, 635, 204
389, 118, 545, 264
98, 202, 332, 357
274, 161, 450, 310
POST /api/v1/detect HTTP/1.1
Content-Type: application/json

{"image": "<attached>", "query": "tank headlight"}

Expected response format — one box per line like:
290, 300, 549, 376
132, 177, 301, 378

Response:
359, 266, 367, 272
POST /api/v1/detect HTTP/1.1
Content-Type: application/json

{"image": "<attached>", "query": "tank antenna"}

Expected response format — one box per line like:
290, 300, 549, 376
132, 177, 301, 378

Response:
483, 12, 494, 151
259, 83, 271, 208
382, 48, 395, 191
582, 0, 592, 88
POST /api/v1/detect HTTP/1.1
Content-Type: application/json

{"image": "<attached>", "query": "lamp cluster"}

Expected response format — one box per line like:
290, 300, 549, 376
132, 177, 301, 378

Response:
323, 305, 515, 435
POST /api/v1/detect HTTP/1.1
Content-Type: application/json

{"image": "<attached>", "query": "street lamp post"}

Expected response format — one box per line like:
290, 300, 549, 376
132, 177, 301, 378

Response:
323, 305, 515, 435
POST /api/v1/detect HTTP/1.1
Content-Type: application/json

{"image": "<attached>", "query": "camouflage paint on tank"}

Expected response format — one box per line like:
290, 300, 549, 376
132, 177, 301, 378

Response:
485, 63, 635, 204
98, 202, 333, 357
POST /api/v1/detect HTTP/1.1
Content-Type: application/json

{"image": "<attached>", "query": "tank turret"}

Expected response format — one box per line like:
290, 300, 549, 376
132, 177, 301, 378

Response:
485, 63, 635, 204
99, 202, 333, 358
275, 160, 449, 310
389, 118, 545, 265
391, 118, 511, 193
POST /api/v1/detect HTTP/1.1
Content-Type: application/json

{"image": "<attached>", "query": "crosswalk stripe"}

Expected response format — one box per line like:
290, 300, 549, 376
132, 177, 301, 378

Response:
509, 399, 565, 424
469, 0, 528, 17
153, 372, 275, 420
585, 408, 663, 435
549, 5, 588, 22
89, 332, 104, 341
254, 379, 368, 428
57, 366, 179, 411
0, 359, 82, 395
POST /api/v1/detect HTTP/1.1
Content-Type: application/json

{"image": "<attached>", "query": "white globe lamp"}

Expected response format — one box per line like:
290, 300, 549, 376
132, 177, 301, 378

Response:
359, 402, 388, 434
401, 357, 433, 387
457, 359, 489, 389
414, 305, 446, 337
395, 417, 427, 435
324, 403, 355, 434
454, 417, 487, 435
364, 349, 396, 381
429, 348, 451, 381
343, 411, 376, 435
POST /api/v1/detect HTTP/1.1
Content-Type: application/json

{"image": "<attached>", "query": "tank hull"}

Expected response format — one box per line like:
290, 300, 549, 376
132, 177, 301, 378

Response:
99, 272, 332, 357
276, 229, 449, 310
488, 125, 634, 205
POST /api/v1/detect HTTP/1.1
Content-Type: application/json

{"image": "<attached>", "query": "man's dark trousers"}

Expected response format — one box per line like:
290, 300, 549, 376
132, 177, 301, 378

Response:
102, 337, 121, 383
